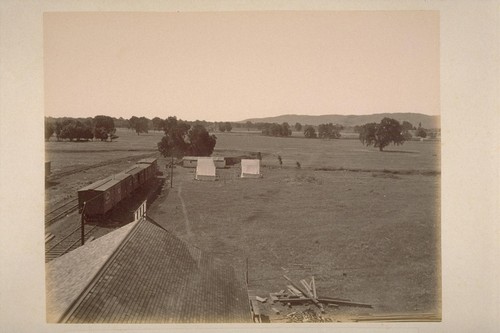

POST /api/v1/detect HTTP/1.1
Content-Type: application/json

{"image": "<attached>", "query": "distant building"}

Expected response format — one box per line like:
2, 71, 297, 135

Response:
183, 156, 226, 169
46, 218, 251, 323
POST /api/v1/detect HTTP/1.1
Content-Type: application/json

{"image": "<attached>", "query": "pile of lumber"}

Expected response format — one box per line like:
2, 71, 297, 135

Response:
286, 309, 332, 323
269, 275, 372, 311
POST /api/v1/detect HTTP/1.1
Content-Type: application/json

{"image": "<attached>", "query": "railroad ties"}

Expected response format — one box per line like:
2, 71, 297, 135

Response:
45, 198, 79, 227
45, 225, 97, 262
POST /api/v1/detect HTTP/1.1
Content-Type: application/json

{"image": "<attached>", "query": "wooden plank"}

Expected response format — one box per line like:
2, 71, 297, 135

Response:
250, 299, 261, 315
319, 298, 372, 308
255, 296, 267, 303
300, 279, 313, 295
317, 296, 352, 301
269, 293, 279, 303
250, 299, 262, 323
358, 312, 437, 318
283, 275, 325, 313
45, 234, 55, 243
271, 307, 280, 315
277, 298, 311, 303
301, 278, 312, 290
311, 276, 317, 299
287, 285, 303, 297
276, 297, 338, 307
353, 313, 439, 321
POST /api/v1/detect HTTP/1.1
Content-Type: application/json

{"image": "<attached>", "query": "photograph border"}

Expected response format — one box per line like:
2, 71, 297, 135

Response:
0, 1, 498, 332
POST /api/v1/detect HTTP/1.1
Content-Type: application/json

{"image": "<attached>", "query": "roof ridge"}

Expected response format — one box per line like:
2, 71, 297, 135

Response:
58, 219, 144, 323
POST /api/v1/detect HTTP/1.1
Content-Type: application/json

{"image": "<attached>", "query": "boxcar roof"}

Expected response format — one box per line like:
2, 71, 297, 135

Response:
46, 218, 251, 323
113, 173, 132, 181
93, 178, 122, 191
78, 177, 114, 192
137, 157, 157, 164
124, 164, 148, 175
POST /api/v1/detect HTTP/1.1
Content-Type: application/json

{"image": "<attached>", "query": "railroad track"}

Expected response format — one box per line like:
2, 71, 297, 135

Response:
45, 224, 98, 262
45, 198, 79, 227
47, 152, 159, 181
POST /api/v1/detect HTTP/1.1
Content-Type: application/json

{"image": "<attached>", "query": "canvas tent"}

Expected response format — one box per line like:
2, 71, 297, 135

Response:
240, 159, 262, 178
195, 157, 217, 180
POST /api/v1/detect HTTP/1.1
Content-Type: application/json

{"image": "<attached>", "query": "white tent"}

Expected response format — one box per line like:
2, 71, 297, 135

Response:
240, 159, 262, 178
195, 157, 217, 180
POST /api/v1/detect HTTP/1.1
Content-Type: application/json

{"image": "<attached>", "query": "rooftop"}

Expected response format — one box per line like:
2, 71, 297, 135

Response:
46, 218, 251, 323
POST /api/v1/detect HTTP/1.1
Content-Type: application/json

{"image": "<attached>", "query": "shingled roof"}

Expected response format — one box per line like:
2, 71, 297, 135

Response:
46, 218, 251, 323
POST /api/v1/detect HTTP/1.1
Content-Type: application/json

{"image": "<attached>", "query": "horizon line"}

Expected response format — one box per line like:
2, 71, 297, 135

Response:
45, 111, 440, 123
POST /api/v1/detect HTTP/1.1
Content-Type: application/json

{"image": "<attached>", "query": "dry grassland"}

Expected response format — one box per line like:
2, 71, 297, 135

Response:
46, 128, 440, 320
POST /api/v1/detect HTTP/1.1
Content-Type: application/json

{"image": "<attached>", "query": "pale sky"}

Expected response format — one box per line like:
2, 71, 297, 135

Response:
44, 11, 439, 122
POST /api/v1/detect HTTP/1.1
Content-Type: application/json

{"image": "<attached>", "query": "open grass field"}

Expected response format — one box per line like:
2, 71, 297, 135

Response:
214, 132, 440, 172
46, 128, 440, 322
45, 129, 164, 207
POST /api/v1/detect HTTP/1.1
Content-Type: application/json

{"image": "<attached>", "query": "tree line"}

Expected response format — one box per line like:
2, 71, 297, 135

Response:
46, 114, 435, 154
258, 121, 343, 139
356, 118, 434, 151
45, 115, 117, 142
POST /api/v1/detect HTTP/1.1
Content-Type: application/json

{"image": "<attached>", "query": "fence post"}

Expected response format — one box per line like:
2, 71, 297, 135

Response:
80, 202, 86, 246
170, 156, 174, 188
246, 257, 249, 286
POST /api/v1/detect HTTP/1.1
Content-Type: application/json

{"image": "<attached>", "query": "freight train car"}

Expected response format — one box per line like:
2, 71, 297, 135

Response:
78, 177, 123, 220
78, 158, 158, 221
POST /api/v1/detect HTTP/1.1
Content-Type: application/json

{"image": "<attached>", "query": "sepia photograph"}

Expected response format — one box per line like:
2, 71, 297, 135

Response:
0, 1, 498, 332
43, 10, 440, 323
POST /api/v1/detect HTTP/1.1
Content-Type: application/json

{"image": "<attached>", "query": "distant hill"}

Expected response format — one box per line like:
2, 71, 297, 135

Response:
241, 113, 440, 129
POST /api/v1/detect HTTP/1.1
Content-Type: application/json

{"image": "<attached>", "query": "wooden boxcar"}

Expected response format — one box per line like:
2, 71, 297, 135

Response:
113, 173, 134, 198
77, 158, 159, 220
78, 177, 111, 212
78, 177, 123, 218
123, 165, 144, 192
137, 158, 158, 169
137, 158, 158, 179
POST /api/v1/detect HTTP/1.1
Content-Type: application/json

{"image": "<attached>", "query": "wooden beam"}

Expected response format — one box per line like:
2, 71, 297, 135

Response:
283, 275, 325, 312
276, 297, 339, 307
311, 276, 317, 299
300, 279, 313, 295
269, 293, 279, 303
287, 285, 303, 297
45, 233, 55, 243
250, 299, 262, 323
319, 298, 372, 308
276, 296, 371, 308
